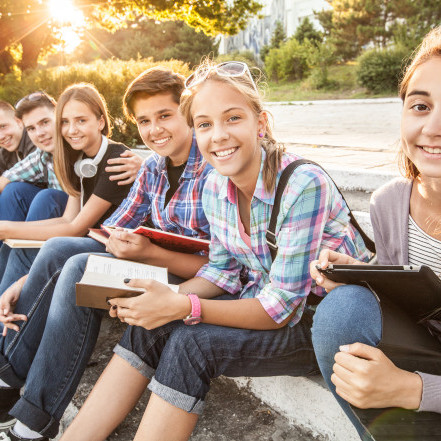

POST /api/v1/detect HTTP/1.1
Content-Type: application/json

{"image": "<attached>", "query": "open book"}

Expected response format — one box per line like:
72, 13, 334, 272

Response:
88, 225, 210, 254
76, 254, 178, 309
4, 238, 45, 249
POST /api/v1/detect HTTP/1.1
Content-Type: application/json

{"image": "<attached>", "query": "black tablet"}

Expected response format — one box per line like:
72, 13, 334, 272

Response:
318, 264, 441, 322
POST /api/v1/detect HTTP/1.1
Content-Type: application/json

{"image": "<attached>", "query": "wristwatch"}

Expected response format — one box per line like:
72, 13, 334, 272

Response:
183, 293, 202, 325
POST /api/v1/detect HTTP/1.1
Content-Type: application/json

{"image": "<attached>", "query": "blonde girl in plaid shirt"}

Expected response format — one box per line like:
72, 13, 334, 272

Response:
60, 62, 369, 441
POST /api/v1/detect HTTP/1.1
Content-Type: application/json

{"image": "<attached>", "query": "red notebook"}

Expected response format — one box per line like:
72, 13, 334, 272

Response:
88, 225, 209, 254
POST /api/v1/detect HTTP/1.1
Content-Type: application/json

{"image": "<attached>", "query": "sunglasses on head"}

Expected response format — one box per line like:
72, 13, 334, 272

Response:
15, 92, 55, 109
184, 61, 257, 91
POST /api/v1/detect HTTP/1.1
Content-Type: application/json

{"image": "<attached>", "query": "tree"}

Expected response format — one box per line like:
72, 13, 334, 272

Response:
260, 21, 286, 62
315, 0, 441, 60
294, 17, 323, 46
0, 0, 261, 72
63, 19, 219, 68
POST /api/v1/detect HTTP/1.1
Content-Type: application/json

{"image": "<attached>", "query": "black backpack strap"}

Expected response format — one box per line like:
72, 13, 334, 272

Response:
266, 159, 376, 262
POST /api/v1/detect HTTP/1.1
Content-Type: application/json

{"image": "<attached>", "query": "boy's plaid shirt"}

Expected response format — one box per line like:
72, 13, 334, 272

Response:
104, 136, 212, 241
3, 150, 62, 190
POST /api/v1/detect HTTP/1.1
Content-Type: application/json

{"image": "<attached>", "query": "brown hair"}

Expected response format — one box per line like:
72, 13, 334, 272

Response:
180, 61, 284, 192
123, 67, 185, 122
54, 83, 111, 196
15, 91, 56, 120
0, 100, 15, 115
398, 26, 441, 179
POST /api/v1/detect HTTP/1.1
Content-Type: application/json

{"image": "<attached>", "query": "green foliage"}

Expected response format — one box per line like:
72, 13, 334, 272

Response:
265, 38, 312, 82
0, 0, 261, 72
306, 42, 338, 89
315, 0, 441, 61
62, 19, 218, 69
0, 58, 190, 146
357, 47, 410, 93
294, 17, 323, 46
260, 21, 286, 62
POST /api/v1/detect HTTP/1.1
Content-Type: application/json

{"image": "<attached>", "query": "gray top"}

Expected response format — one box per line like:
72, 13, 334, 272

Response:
370, 177, 441, 413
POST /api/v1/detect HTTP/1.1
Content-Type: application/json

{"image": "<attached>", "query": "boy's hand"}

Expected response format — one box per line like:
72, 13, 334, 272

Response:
106, 150, 144, 185
106, 228, 156, 262
0, 277, 28, 336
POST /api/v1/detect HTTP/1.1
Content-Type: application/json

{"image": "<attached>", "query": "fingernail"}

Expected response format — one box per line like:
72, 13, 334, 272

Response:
320, 261, 326, 267
124, 278, 131, 284
3, 309, 7, 315
112, 305, 118, 310
316, 276, 323, 284
340, 345, 350, 352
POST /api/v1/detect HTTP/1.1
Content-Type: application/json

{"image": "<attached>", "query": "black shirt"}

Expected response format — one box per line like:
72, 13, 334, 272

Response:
164, 160, 187, 207
0, 130, 36, 174
82, 142, 133, 227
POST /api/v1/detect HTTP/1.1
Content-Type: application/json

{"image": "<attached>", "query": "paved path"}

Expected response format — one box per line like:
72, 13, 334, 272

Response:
266, 98, 402, 152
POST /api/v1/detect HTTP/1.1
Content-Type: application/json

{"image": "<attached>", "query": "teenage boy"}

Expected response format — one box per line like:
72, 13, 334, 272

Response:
0, 67, 212, 441
0, 101, 35, 175
0, 93, 68, 224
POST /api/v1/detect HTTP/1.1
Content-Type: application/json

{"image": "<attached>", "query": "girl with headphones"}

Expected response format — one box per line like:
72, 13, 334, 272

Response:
0, 83, 134, 291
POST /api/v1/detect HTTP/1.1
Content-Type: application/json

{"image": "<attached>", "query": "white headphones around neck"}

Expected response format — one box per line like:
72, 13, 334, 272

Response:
74, 135, 109, 179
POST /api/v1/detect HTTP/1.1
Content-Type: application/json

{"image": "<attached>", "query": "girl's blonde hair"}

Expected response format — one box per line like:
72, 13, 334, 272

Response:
398, 26, 441, 180
180, 61, 285, 192
54, 83, 112, 196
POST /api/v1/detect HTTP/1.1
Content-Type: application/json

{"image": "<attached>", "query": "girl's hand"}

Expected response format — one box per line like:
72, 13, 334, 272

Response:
0, 279, 28, 336
108, 279, 191, 329
105, 150, 143, 186
332, 343, 423, 410
310, 249, 361, 292
105, 229, 156, 261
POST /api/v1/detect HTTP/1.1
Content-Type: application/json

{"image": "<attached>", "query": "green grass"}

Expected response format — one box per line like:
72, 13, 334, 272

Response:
264, 63, 397, 102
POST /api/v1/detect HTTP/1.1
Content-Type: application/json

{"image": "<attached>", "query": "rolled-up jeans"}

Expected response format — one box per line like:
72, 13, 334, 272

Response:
312, 285, 441, 441
115, 302, 320, 414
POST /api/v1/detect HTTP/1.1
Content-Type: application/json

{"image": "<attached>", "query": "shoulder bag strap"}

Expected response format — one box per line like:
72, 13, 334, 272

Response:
266, 159, 376, 262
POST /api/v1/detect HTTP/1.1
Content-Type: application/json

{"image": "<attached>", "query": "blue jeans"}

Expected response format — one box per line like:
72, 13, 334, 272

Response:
0, 183, 68, 287
115, 303, 319, 414
0, 237, 106, 438
312, 285, 441, 441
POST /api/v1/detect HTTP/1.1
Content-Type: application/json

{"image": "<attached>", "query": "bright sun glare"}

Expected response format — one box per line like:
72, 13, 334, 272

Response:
49, 0, 85, 53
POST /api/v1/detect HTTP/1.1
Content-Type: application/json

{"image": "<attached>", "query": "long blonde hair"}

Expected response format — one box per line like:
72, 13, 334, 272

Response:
54, 83, 112, 196
180, 61, 285, 192
398, 26, 441, 180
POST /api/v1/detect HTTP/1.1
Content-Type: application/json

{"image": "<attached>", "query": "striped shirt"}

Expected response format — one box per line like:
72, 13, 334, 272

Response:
104, 135, 212, 241
408, 215, 441, 277
2, 150, 62, 191
197, 149, 370, 327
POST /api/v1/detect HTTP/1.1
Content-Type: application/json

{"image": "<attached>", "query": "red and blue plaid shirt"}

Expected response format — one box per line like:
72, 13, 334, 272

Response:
104, 135, 212, 241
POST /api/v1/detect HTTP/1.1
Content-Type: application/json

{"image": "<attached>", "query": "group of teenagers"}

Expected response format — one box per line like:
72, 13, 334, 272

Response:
0, 24, 439, 441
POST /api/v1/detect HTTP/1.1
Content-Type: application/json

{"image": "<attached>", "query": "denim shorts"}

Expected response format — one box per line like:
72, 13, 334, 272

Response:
115, 299, 319, 414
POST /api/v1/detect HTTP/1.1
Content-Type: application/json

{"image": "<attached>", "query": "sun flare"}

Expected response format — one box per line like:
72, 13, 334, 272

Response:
49, 0, 85, 53
49, 0, 84, 26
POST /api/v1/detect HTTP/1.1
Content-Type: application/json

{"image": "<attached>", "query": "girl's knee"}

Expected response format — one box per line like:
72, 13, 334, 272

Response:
312, 285, 382, 351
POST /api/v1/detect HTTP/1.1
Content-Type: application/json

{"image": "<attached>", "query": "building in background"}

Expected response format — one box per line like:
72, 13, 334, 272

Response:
219, 0, 329, 58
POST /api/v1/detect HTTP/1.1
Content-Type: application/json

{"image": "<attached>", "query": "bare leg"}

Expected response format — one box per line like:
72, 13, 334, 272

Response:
60, 354, 149, 441
133, 393, 199, 441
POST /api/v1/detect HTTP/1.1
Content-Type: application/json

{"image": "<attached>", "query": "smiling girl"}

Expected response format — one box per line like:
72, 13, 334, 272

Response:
59, 61, 370, 441
0, 83, 133, 291
310, 26, 441, 441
